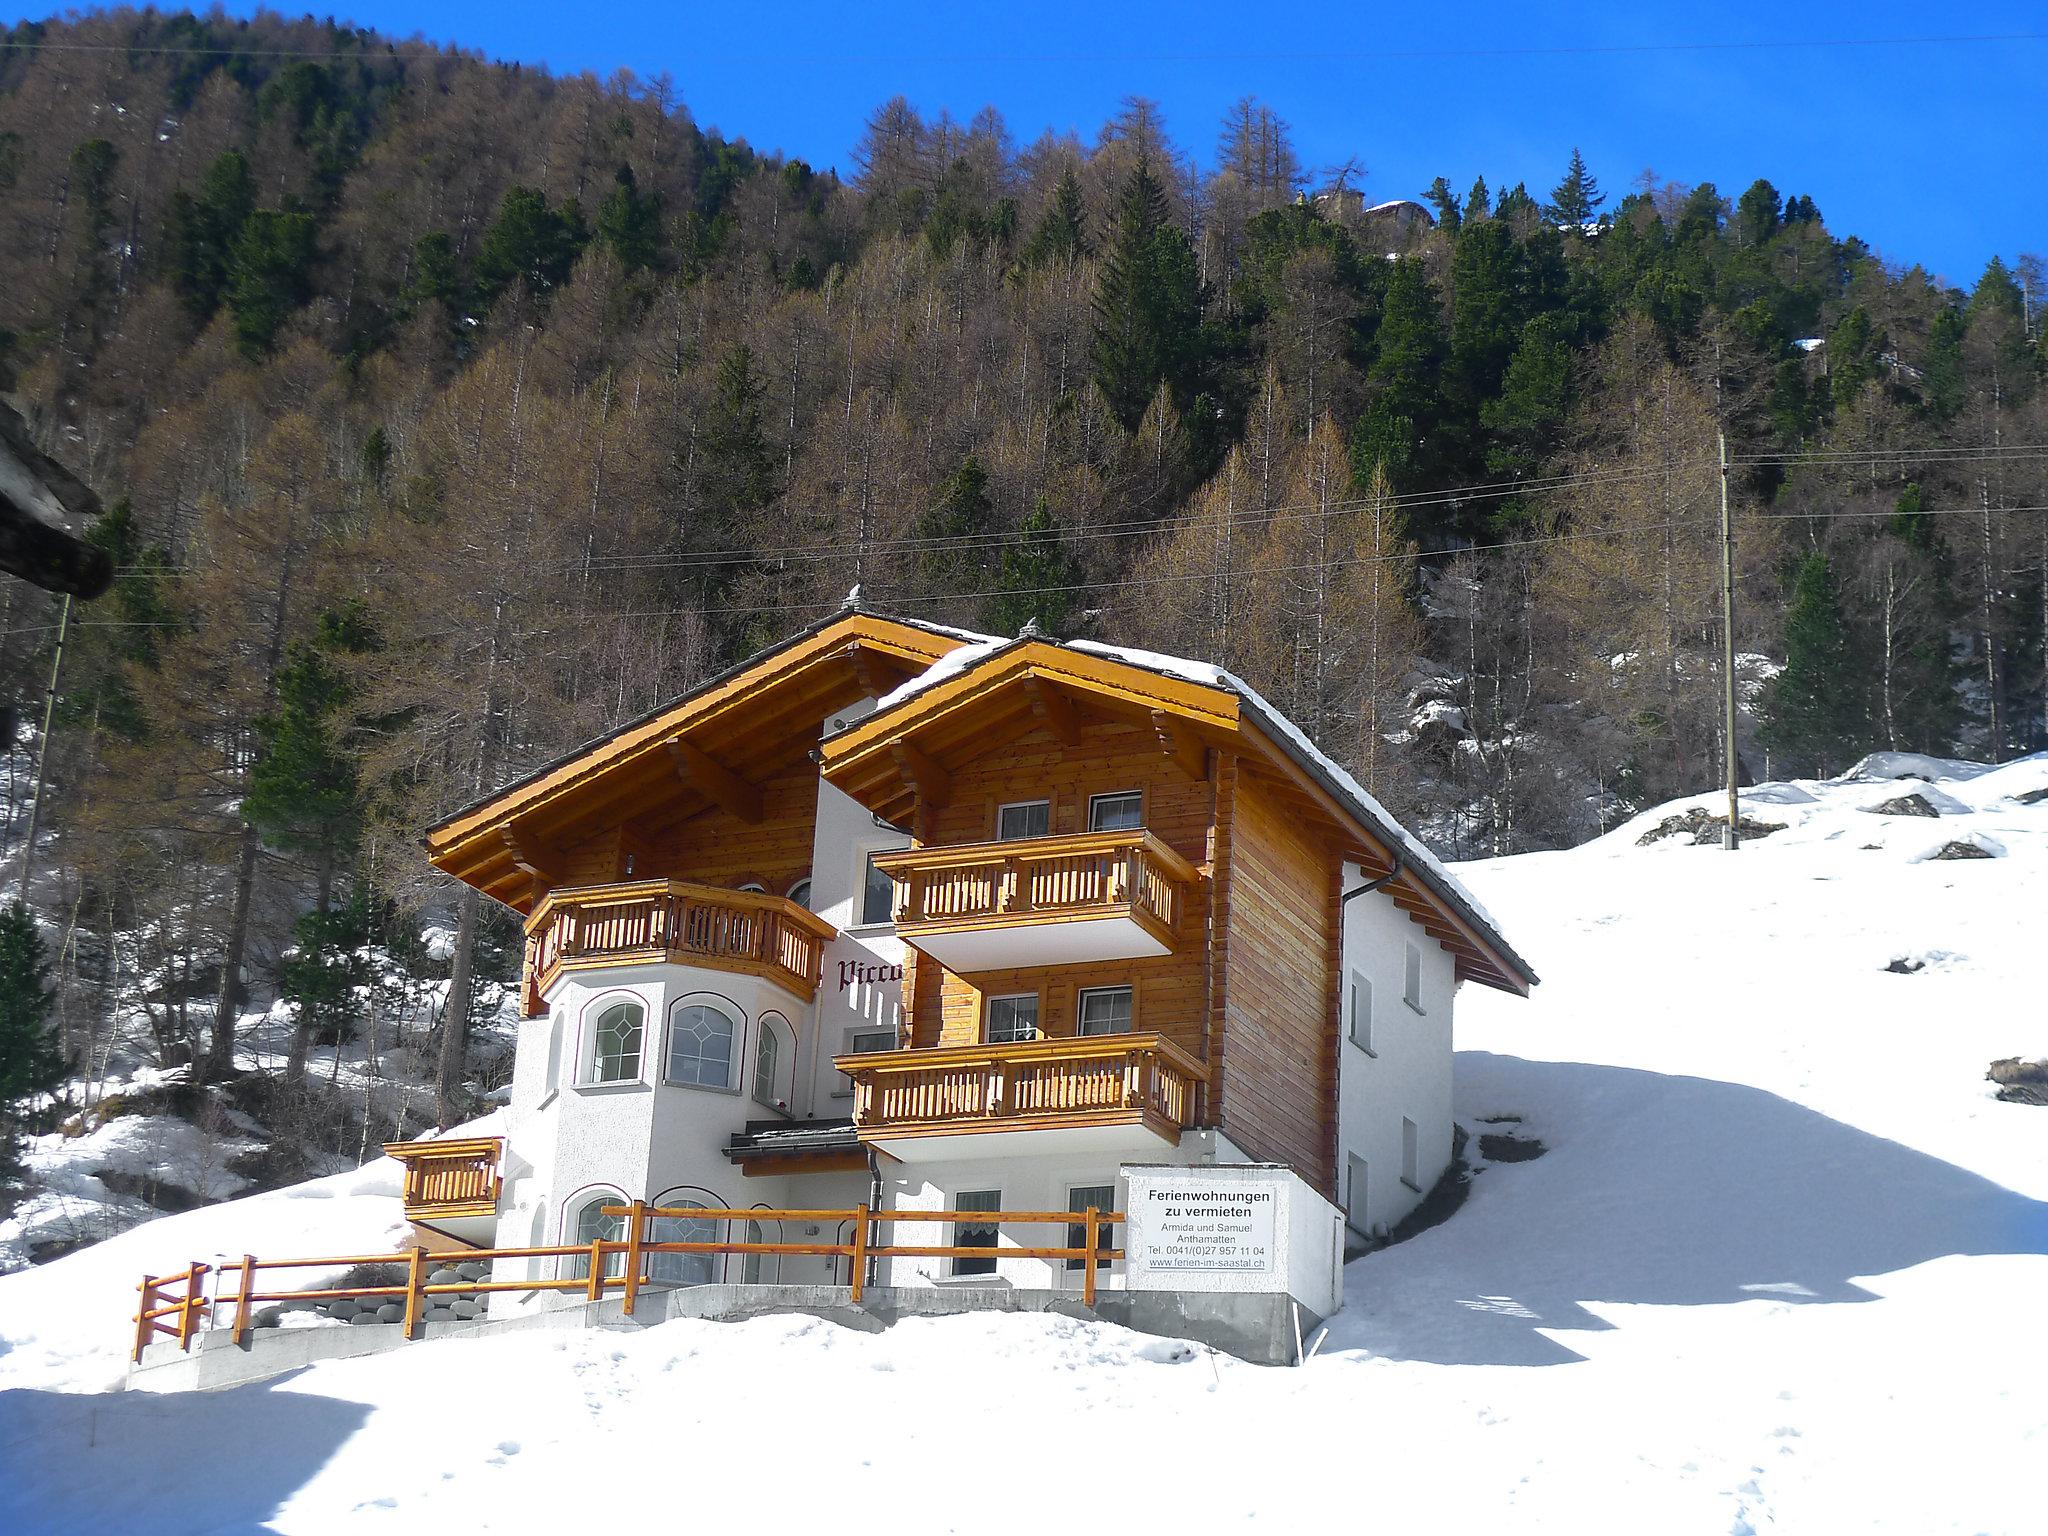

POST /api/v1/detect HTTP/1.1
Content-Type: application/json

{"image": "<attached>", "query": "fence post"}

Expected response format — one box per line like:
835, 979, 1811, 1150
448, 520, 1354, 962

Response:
849, 1204, 870, 1304
622, 1199, 647, 1317
133, 1275, 157, 1363
403, 1244, 427, 1340
1083, 1208, 1100, 1308
177, 1262, 209, 1351
586, 1237, 606, 1302
233, 1255, 257, 1345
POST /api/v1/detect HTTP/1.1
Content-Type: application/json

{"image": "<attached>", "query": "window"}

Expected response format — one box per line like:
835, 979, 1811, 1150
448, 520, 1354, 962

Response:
984, 993, 1039, 1044
1348, 973, 1374, 1054
737, 881, 767, 894
1404, 942, 1425, 1014
742, 1218, 778, 1284
1346, 1155, 1369, 1233
543, 1012, 564, 1097
647, 1203, 719, 1287
586, 1000, 644, 1084
568, 1194, 626, 1279
752, 1014, 792, 1110
861, 852, 896, 926
997, 799, 1050, 840
786, 877, 813, 911
1065, 1184, 1116, 1271
1401, 1117, 1420, 1191
836, 1027, 896, 1096
952, 1189, 1001, 1277
1088, 790, 1144, 832
1076, 986, 1133, 1037
667, 1000, 738, 1089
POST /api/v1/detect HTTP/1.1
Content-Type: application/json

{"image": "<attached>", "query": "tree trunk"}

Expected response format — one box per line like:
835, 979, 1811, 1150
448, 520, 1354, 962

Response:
436, 885, 481, 1128
205, 825, 260, 1081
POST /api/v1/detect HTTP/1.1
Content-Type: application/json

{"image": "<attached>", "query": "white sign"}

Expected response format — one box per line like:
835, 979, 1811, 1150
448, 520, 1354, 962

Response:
1129, 1176, 1278, 1274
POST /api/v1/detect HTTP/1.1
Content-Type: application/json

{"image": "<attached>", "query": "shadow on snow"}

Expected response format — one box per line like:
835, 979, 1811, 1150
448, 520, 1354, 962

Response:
0, 1371, 371, 1534
1328, 1053, 2048, 1367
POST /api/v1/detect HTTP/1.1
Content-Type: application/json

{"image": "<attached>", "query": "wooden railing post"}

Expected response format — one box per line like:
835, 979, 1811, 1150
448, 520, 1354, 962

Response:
402, 1244, 427, 1340
232, 1255, 257, 1345
177, 1262, 210, 1351
586, 1237, 607, 1302
621, 1199, 646, 1317
1083, 1207, 1100, 1308
849, 1204, 870, 1304
133, 1275, 157, 1363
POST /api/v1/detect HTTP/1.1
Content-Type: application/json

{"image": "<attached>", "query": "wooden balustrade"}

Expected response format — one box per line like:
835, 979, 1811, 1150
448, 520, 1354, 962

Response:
836, 1032, 1204, 1145
521, 879, 836, 1015
871, 830, 1198, 955
384, 1136, 504, 1220
127, 1203, 1131, 1360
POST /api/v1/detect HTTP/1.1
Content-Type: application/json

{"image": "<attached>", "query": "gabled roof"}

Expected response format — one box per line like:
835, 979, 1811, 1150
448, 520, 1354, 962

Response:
424, 609, 991, 906
819, 631, 1537, 995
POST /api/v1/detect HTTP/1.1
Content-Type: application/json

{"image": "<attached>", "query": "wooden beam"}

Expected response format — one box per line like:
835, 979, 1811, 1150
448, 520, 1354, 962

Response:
889, 739, 952, 808
499, 822, 560, 879
1024, 674, 1083, 745
665, 737, 764, 823
1150, 709, 1208, 781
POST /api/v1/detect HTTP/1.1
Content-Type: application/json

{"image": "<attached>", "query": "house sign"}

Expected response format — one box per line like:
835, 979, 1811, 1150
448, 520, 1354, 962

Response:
1124, 1166, 1282, 1276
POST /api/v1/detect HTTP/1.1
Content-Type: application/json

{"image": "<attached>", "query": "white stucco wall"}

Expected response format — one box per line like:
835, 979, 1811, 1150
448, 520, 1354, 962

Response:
1334, 861, 1457, 1238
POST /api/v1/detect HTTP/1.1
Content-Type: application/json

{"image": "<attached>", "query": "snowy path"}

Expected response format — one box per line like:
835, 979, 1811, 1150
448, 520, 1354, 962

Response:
2, 755, 2044, 1533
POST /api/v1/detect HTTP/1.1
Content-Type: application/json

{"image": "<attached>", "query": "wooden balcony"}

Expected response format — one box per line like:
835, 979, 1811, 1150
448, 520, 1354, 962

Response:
834, 1032, 1205, 1161
384, 1137, 504, 1222
872, 830, 1200, 972
521, 879, 836, 1016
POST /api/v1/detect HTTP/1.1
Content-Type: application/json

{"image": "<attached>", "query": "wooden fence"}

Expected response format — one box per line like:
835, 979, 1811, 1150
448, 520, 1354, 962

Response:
130, 1203, 1125, 1363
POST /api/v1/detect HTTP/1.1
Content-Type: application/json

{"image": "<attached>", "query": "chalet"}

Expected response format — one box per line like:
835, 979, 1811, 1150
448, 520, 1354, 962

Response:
404, 602, 1535, 1342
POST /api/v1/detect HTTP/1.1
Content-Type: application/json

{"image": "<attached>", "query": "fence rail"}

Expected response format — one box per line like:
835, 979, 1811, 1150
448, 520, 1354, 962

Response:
129, 1203, 1126, 1363
520, 879, 837, 1015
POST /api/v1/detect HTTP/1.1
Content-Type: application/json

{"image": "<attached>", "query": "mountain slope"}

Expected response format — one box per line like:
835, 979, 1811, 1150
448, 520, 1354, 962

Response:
1, 755, 2043, 1534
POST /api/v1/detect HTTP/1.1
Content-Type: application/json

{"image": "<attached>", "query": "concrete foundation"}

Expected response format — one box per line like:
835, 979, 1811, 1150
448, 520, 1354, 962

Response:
126, 1282, 1320, 1392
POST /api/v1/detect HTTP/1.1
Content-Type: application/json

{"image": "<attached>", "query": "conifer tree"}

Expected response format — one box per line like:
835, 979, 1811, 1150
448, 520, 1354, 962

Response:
1021, 167, 1088, 270
986, 498, 1079, 635
1464, 175, 1491, 222
1091, 159, 1206, 430
1423, 176, 1462, 231
1759, 551, 1869, 774
0, 900, 63, 1194
593, 164, 662, 274
1545, 147, 1604, 226
1350, 258, 1449, 500
227, 208, 318, 357
915, 455, 998, 601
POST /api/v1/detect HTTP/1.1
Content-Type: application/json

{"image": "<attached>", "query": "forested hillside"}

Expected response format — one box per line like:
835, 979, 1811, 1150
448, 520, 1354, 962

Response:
0, 10, 2042, 1147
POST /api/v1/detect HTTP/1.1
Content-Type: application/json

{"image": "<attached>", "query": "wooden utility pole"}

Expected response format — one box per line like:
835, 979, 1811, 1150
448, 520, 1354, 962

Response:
18, 592, 71, 898
1718, 433, 1739, 851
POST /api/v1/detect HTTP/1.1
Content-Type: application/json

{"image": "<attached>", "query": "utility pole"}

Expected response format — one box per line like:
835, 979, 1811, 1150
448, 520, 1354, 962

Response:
19, 592, 71, 899
1718, 433, 1739, 851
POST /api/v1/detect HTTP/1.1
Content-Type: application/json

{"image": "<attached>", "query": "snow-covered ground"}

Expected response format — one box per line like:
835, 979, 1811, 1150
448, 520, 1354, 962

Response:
2, 754, 2044, 1534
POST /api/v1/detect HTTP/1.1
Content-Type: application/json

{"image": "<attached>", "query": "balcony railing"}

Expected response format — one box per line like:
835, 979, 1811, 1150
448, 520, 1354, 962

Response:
384, 1136, 504, 1221
521, 879, 836, 1016
872, 830, 1199, 956
836, 1032, 1205, 1144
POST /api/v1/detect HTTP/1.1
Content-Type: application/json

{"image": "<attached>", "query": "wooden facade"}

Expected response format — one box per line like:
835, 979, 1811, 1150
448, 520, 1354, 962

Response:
423, 611, 1534, 1207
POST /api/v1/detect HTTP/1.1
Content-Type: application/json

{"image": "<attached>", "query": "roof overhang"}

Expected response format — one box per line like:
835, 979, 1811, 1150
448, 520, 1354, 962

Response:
425, 612, 979, 910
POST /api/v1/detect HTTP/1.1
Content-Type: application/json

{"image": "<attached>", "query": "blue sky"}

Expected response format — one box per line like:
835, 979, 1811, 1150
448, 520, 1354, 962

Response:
29, 2, 2048, 286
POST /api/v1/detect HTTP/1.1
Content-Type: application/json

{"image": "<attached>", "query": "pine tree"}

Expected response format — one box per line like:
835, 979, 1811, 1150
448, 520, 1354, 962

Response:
1423, 176, 1461, 231
593, 164, 662, 274
1545, 147, 1604, 227
914, 455, 998, 601
0, 900, 64, 1192
474, 186, 588, 305
1091, 159, 1207, 430
227, 208, 318, 357
1021, 166, 1088, 269
986, 498, 1079, 635
1350, 258, 1448, 499
1759, 551, 1869, 775
1464, 175, 1491, 222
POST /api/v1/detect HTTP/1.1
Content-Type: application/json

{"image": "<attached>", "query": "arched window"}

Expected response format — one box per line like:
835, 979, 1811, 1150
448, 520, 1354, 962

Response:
543, 1012, 564, 1097
647, 1200, 720, 1287
786, 877, 813, 911
585, 998, 644, 1084
743, 1217, 779, 1284
667, 999, 739, 1089
752, 1013, 793, 1110
567, 1191, 626, 1280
